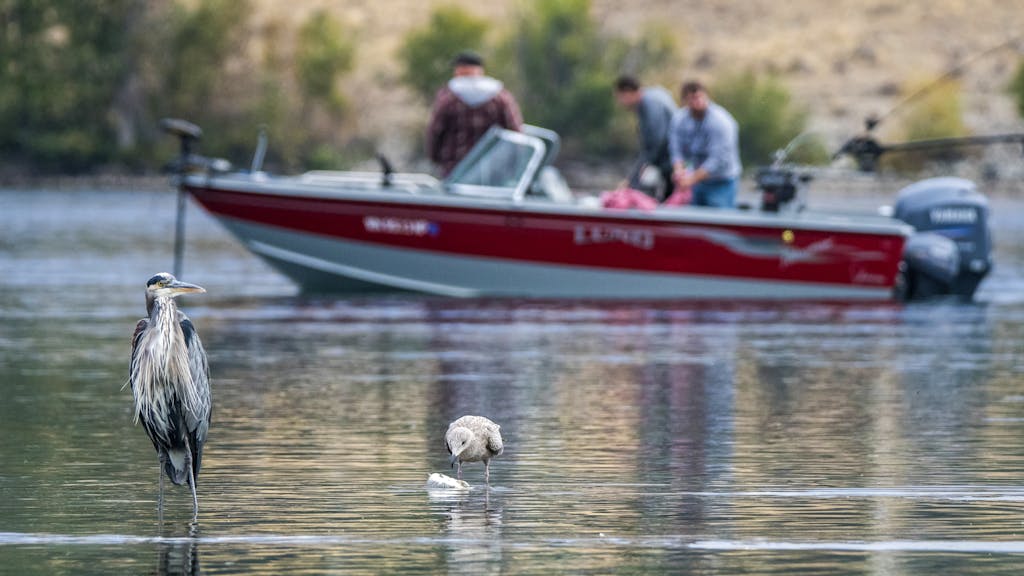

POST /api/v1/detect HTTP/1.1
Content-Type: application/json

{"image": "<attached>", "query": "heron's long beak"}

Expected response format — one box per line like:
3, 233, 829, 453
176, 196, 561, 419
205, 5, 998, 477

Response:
168, 279, 206, 295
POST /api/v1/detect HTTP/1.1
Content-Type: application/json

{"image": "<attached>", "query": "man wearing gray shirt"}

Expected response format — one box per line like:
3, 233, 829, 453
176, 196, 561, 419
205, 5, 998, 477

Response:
614, 75, 677, 199
669, 80, 741, 207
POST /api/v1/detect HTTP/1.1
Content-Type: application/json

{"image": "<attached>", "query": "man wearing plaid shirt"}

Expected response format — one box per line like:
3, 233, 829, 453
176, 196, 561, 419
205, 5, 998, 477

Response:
426, 51, 523, 176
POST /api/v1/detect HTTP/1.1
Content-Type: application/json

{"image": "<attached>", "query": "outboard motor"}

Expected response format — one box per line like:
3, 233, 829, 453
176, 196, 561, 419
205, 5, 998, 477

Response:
892, 177, 992, 301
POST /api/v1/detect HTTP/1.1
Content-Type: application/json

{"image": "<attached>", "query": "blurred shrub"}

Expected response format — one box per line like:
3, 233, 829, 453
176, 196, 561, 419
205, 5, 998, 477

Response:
607, 22, 682, 88
297, 11, 356, 116
0, 0, 364, 174
398, 6, 490, 103
140, 0, 263, 165
0, 0, 137, 171
499, 0, 679, 158
882, 78, 968, 172
150, 2, 359, 172
710, 71, 827, 169
897, 78, 968, 141
288, 11, 358, 169
502, 0, 611, 155
1008, 57, 1024, 119
304, 139, 376, 171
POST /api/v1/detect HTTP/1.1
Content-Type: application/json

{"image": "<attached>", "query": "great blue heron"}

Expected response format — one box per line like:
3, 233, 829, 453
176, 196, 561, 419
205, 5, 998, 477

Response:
446, 415, 503, 482
128, 272, 211, 518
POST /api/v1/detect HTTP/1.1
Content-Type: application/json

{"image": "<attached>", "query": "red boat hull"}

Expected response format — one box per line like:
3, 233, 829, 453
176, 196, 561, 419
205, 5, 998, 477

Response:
186, 179, 909, 300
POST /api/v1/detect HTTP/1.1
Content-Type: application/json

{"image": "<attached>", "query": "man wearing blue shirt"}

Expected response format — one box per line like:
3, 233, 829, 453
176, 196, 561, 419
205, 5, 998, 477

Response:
668, 81, 741, 207
614, 75, 677, 199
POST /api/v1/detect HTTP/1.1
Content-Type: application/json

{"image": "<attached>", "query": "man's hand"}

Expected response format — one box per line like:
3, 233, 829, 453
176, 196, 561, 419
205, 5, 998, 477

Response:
674, 167, 706, 189
672, 164, 689, 187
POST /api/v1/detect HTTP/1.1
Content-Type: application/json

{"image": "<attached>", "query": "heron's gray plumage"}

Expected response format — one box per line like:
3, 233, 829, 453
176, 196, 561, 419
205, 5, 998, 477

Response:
445, 415, 503, 482
128, 272, 210, 517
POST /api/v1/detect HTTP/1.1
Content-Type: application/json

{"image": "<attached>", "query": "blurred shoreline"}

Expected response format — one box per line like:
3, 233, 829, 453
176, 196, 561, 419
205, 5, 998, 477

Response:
2, 163, 1020, 198
0, 172, 170, 193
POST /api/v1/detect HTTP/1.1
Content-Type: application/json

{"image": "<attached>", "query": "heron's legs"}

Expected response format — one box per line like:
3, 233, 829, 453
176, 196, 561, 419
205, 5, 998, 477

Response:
185, 438, 199, 519
188, 464, 198, 520
157, 454, 166, 510
157, 454, 166, 523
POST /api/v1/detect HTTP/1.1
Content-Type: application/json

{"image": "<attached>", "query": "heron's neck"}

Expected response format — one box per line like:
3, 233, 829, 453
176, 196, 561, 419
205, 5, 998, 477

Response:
140, 295, 189, 387
148, 295, 179, 325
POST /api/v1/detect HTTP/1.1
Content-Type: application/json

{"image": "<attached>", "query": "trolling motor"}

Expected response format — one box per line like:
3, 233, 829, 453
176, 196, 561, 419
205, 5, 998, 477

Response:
159, 119, 204, 278
161, 118, 202, 175
160, 118, 232, 176
159, 118, 231, 278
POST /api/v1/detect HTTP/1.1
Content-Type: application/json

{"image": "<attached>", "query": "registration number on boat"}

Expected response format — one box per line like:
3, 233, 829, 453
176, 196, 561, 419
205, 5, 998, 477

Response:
363, 216, 439, 237
573, 225, 654, 250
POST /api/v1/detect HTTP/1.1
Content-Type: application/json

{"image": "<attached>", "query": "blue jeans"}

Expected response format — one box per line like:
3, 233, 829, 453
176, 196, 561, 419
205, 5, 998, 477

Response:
693, 178, 737, 208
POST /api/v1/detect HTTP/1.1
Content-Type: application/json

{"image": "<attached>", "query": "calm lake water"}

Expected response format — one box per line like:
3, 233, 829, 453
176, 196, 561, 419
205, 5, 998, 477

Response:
2, 185, 1024, 575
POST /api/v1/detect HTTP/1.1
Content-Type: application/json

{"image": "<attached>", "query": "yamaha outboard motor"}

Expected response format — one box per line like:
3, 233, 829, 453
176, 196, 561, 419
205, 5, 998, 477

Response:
892, 177, 992, 301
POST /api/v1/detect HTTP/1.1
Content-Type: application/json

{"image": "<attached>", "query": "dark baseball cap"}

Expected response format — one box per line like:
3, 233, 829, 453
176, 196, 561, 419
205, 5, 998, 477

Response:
451, 51, 484, 67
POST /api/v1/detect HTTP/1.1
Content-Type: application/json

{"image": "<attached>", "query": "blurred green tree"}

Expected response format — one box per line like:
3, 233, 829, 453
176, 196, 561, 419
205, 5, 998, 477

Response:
881, 77, 968, 172
0, 0, 136, 171
499, 0, 680, 158
292, 11, 359, 169
897, 78, 968, 141
607, 23, 681, 87
297, 11, 356, 115
711, 71, 828, 168
0, 0, 363, 174
398, 6, 490, 103
500, 0, 610, 155
1007, 58, 1024, 119
153, 0, 258, 161
148, 1, 360, 171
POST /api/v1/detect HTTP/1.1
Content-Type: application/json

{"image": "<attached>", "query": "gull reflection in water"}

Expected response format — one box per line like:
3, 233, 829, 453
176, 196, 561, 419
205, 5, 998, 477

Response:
429, 487, 504, 575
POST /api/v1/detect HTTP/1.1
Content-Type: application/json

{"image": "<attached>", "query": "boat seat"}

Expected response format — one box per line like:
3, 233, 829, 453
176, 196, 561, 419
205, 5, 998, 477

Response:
528, 166, 574, 203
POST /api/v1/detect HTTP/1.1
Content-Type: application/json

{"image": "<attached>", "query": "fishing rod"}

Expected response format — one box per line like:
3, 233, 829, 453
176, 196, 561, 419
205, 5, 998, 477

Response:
829, 34, 1024, 171
870, 35, 1021, 131
834, 132, 1024, 172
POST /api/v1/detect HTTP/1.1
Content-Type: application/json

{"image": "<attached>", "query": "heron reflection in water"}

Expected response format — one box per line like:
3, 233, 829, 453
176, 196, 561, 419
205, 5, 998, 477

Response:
128, 272, 211, 518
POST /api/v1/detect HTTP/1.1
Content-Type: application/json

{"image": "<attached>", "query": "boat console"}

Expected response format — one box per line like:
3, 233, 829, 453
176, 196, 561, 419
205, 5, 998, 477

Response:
755, 166, 812, 213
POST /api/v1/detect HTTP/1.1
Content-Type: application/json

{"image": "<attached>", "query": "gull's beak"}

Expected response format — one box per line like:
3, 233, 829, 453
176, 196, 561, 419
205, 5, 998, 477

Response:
449, 450, 461, 466
168, 279, 206, 295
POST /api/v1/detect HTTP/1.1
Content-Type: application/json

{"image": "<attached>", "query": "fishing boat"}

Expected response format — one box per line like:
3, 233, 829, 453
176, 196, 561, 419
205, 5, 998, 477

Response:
162, 119, 991, 301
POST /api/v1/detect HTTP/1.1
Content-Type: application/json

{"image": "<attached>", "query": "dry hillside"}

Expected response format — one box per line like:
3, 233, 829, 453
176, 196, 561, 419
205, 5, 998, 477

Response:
251, 0, 1024, 172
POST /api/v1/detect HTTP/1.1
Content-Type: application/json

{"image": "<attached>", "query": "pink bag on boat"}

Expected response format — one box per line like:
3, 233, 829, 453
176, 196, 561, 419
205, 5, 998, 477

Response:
600, 188, 658, 211
662, 185, 692, 206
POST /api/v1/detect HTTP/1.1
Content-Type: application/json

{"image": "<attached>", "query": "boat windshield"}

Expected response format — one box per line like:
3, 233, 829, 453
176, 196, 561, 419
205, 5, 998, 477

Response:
446, 128, 546, 201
